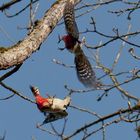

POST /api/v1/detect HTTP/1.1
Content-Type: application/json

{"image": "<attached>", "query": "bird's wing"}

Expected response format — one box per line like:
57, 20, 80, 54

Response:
42, 111, 68, 125
75, 51, 100, 88
64, 0, 79, 39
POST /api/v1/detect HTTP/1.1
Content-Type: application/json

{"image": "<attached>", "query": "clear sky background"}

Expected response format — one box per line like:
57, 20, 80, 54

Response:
0, 0, 140, 140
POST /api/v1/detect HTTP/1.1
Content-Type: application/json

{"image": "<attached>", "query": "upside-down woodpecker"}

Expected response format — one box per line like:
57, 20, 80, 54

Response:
62, 0, 101, 88
30, 86, 71, 125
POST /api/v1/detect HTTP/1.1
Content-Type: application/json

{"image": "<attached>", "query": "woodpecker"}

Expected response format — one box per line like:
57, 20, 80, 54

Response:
62, 0, 101, 88
30, 86, 71, 125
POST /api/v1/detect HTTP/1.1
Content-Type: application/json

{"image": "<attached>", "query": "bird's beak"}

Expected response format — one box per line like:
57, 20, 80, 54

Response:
29, 85, 34, 92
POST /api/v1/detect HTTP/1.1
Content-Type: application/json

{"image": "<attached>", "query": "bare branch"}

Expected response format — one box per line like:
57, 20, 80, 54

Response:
111, 24, 132, 70
65, 103, 140, 139
0, 82, 35, 103
70, 104, 101, 118
0, 0, 22, 11
0, 94, 15, 101
52, 58, 75, 68
4, 0, 39, 18
129, 48, 140, 60
37, 124, 56, 136
0, 64, 22, 82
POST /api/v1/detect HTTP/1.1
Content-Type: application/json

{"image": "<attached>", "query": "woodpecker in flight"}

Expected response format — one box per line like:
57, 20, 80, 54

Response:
61, 0, 101, 88
30, 86, 71, 125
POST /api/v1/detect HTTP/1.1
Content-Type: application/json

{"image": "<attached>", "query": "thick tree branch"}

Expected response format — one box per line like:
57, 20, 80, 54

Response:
0, 0, 81, 70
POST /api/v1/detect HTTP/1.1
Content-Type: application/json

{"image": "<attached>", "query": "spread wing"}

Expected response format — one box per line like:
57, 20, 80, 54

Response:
75, 51, 101, 88
41, 111, 68, 125
64, 1, 79, 39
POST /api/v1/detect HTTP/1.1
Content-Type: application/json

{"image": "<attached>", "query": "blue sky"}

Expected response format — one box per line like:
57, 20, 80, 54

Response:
0, 0, 140, 140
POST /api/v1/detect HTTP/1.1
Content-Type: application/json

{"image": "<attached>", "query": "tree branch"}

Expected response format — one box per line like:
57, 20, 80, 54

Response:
0, 0, 81, 70
65, 103, 140, 139
0, 0, 22, 11
0, 82, 35, 103
0, 64, 22, 81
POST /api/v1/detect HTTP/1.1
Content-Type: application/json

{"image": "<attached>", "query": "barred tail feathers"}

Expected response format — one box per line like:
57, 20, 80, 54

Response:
74, 51, 100, 88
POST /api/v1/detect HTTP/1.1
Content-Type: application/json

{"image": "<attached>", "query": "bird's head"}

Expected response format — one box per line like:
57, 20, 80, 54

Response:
61, 35, 78, 53
62, 35, 73, 44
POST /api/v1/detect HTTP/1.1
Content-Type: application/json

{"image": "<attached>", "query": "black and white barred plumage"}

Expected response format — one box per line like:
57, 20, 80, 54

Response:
74, 47, 100, 88
63, 0, 79, 40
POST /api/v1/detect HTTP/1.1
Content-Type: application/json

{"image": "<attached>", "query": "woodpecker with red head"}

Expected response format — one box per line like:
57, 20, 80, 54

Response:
30, 86, 71, 125
61, 0, 101, 88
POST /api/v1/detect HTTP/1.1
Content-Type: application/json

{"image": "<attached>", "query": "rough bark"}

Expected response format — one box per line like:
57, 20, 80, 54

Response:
0, 0, 81, 70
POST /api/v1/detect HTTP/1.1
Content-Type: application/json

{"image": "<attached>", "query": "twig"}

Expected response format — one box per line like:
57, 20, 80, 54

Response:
65, 104, 140, 139
61, 118, 68, 138
64, 85, 106, 94
82, 18, 140, 49
76, 0, 122, 11
82, 113, 129, 140
129, 48, 140, 60
70, 104, 101, 118
0, 94, 15, 101
127, 0, 140, 20
0, 24, 16, 43
98, 74, 140, 101
37, 124, 56, 136
52, 59, 75, 68
111, 24, 131, 70
50, 123, 60, 136
0, 82, 35, 103
4, 0, 39, 18
0, 64, 22, 82
0, 0, 22, 11
95, 56, 139, 101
